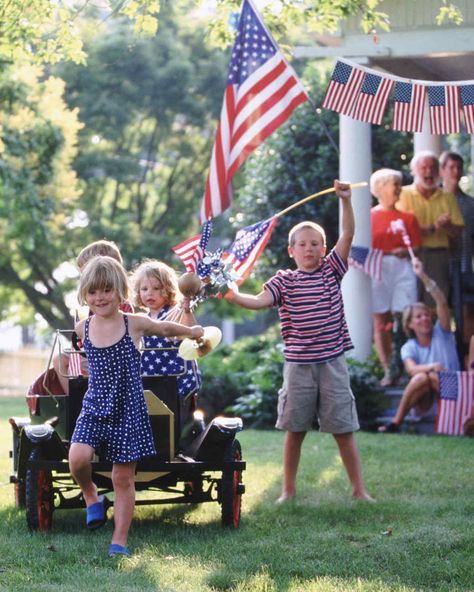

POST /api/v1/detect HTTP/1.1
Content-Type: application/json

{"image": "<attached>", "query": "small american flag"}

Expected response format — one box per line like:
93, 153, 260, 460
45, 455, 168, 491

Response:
348, 245, 383, 281
427, 85, 460, 134
199, 0, 308, 222
172, 220, 213, 273
68, 352, 83, 377
437, 371, 474, 436
222, 216, 278, 284
460, 84, 474, 133
392, 81, 426, 133
322, 60, 364, 116
351, 73, 394, 125
390, 218, 411, 246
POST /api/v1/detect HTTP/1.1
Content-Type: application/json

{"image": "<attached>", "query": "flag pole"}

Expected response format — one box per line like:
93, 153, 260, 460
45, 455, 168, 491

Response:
275, 181, 368, 218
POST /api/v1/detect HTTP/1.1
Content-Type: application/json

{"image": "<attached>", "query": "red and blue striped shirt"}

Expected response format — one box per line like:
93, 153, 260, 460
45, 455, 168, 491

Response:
264, 249, 353, 363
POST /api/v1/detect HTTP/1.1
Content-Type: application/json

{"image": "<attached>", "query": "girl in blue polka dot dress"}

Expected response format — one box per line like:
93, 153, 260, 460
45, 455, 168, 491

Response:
132, 260, 202, 399
69, 256, 204, 557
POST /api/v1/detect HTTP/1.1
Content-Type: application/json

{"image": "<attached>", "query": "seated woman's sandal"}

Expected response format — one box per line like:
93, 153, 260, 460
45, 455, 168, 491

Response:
377, 422, 400, 433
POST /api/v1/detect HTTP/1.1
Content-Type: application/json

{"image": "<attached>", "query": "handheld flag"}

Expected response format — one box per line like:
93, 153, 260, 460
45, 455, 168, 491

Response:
389, 218, 416, 260
348, 245, 383, 281
437, 371, 474, 436
199, 0, 308, 222
222, 216, 278, 284
172, 220, 213, 273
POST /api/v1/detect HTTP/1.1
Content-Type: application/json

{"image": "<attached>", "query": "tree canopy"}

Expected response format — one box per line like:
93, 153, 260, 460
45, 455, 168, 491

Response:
0, 1, 463, 66
0, 63, 83, 327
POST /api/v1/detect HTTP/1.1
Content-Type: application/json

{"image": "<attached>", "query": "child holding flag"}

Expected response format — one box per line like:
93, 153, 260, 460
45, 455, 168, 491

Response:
227, 180, 373, 504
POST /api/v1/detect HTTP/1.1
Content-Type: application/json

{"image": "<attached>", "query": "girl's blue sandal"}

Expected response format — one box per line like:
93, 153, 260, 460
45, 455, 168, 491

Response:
86, 495, 110, 530
108, 544, 130, 557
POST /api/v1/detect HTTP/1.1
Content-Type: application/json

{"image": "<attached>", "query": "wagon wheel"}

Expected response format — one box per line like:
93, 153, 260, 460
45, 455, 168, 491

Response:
14, 479, 26, 508
25, 447, 54, 531
220, 439, 243, 528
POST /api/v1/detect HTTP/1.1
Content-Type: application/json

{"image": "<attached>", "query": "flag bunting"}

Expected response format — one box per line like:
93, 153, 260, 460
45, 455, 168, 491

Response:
322, 57, 474, 134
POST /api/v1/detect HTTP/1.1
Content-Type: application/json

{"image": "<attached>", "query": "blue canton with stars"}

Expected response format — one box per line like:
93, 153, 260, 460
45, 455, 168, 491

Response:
196, 219, 213, 278
428, 86, 446, 107
227, 0, 277, 86
439, 371, 459, 401
349, 245, 369, 266
360, 73, 382, 96
394, 81, 412, 104
331, 61, 353, 85
229, 218, 273, 262
141, 306, 202, 397
460, 85, 474, 107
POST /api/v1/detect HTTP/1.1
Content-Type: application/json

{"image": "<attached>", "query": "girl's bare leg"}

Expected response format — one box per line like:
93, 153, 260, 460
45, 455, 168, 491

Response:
69, 442, 98, 506
111, 462, 136, 547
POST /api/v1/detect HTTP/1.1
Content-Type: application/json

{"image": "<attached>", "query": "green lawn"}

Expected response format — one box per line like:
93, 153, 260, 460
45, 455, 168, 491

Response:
1, 396, 473, 592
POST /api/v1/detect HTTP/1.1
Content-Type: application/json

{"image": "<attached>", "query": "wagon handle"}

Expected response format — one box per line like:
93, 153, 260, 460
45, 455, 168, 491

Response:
41, 331, 60, 406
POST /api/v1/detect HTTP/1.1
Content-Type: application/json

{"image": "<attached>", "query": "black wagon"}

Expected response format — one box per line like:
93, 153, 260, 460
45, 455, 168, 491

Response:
9, 330, 246, 531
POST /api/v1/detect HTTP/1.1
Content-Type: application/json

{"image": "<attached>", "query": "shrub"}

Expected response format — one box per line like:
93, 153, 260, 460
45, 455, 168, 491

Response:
199, 325, 388, 430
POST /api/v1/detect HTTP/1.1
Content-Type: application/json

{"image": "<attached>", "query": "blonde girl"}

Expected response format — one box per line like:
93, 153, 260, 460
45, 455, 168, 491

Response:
68, 256, 203, 557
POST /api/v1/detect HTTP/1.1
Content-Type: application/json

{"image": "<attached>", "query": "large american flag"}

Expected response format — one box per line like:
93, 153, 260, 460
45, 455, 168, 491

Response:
172, 220, 213, 273
427, 85, 460, 134
437, 371, 474, 436
460, 84, 474, 133
322, 60, 364, 116
392, 81, 426, 133
348, 245, 383, 281
199, 0, 308, 223
351, 73, 394, 125
222, 216, 278, 284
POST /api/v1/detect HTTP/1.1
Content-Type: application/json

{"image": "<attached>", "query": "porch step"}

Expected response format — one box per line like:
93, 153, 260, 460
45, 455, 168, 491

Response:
377, 385, 436, 435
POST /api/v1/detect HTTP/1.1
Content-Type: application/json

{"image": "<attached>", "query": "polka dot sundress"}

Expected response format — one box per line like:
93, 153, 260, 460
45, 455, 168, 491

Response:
71, 314, 156, 463
141, 306, 202, 397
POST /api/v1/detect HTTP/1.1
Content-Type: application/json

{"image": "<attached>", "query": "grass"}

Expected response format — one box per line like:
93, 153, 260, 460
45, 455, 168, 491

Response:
1, 395, 474, 591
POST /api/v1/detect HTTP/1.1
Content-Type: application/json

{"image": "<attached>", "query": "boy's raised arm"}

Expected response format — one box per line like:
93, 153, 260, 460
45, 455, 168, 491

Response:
334, 180, 355, 262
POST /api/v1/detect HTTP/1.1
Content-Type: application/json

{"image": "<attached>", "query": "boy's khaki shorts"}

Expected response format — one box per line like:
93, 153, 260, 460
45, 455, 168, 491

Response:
276, 355, 360, 434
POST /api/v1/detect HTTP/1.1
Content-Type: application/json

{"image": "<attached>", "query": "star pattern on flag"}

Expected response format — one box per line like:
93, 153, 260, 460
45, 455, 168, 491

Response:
394, 82, 411, 104
439, 371, 459, 401
231, 219, 274, 261
228, 12, 276, 85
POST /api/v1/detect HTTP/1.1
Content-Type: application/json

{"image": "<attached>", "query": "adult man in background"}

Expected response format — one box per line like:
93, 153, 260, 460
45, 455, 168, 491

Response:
397, 150, 464, 308
440, 151, 474, 352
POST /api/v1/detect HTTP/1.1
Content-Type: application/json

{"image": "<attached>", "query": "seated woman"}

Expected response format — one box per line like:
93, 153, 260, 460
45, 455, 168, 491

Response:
369, 168, 422, 386
378, 258, 460, 433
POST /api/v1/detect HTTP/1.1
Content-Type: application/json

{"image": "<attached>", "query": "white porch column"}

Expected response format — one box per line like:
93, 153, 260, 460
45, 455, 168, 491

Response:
339, 114, 373, 361
414, 98, 442, 154
221, 318, 235, 344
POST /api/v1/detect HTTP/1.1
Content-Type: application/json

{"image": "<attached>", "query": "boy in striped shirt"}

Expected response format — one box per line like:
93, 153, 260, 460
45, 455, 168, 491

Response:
227, 180, 373, 503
